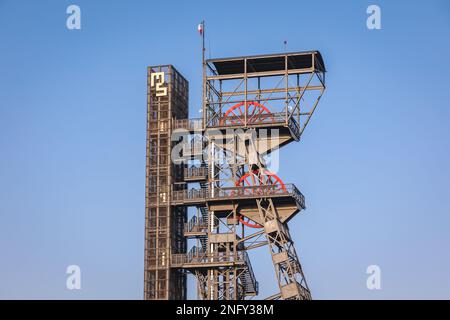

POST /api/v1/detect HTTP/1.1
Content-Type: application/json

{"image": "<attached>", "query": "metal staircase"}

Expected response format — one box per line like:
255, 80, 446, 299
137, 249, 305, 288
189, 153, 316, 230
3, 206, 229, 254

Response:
239, 251, 258, 296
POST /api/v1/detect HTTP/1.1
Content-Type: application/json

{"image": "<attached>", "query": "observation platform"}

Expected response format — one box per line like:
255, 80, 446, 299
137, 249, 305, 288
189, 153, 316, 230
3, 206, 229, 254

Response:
172, 184, 306, 224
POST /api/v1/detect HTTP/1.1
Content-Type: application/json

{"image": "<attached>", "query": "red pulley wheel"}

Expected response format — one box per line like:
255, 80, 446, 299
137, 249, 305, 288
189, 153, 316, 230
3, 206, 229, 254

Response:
220, 101, 273, 126
235, 169, 286, 228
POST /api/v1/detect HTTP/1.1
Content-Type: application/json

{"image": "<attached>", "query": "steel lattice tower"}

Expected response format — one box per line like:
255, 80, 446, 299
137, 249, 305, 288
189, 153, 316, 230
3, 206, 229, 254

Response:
144, 51, 326, 300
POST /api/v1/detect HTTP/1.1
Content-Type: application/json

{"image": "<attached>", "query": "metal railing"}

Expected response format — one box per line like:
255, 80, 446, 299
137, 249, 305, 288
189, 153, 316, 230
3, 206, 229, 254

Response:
184, 166, 208, 181
171, 246, 247, 267
204, 112, 297, 128
172, 184, 305, 209
180, 139, 206, 158
177, 112, 301, 131
172, 188, 207, 203
174, 118, 203, 131
185, 216, 208, 234
290, 185, 306, 209
287, 116, 301, 140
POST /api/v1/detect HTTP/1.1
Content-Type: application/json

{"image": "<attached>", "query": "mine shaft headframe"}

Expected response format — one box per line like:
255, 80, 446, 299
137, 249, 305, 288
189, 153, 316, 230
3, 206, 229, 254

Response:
203, 51, 326, 138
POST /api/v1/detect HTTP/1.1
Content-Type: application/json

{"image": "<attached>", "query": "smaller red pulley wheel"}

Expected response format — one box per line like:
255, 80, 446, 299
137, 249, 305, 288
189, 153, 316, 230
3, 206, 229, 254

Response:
235, 169, 286, 228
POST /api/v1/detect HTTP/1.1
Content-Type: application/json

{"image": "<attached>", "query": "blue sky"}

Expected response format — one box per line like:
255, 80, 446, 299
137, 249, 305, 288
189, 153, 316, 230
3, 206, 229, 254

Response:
0, 0, 449, 299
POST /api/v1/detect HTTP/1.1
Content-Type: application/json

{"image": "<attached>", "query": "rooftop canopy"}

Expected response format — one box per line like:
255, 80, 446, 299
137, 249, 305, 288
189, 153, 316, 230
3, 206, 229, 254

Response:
207, 51, 325, 76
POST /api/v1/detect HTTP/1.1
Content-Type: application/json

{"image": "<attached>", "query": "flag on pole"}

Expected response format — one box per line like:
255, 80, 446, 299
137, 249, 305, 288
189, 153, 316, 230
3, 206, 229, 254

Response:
197, 23, 203, 35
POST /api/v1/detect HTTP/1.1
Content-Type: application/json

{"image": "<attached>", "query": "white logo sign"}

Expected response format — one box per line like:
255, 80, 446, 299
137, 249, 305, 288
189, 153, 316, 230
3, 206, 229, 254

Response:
151, 72, 168, 97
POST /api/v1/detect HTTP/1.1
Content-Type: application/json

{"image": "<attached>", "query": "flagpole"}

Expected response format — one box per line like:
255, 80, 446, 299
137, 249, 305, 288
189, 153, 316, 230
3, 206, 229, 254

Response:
201, 20, 206, 128
202, 20, 205, 69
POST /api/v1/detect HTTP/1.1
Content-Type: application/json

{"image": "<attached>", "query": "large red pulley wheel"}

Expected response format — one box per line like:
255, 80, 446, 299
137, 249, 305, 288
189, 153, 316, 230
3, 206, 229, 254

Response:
235, 169, 286, 228
219, 101, 273, 126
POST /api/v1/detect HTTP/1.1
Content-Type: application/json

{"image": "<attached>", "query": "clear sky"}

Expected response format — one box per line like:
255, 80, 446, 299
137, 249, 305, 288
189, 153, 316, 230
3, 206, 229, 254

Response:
0, 0, 449, 299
